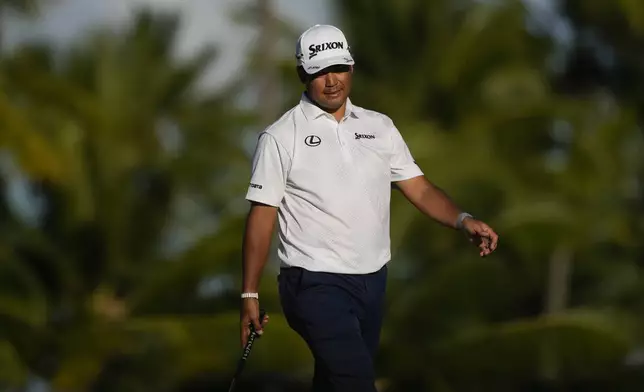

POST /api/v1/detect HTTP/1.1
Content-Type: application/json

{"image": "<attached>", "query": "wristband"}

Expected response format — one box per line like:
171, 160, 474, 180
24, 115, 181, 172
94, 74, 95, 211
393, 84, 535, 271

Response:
241, 292, 259, 299
456, 212, 473, 230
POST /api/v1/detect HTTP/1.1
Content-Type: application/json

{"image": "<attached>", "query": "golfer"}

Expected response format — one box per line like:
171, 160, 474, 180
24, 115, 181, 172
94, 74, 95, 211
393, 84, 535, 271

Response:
240, 24, 499, 391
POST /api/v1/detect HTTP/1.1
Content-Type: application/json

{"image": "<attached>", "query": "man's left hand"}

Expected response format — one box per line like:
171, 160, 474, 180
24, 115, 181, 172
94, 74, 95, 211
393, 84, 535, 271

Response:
462, 218, 499, 257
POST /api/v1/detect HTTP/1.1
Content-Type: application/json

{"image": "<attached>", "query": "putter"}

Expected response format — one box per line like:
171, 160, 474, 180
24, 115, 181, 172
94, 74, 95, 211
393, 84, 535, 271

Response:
228, 309, 266, 392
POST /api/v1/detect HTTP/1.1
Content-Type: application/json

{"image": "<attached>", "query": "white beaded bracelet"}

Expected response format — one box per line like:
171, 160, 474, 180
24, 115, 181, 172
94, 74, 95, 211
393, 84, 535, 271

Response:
456, 212, 474, 230
241, 292, 259, 299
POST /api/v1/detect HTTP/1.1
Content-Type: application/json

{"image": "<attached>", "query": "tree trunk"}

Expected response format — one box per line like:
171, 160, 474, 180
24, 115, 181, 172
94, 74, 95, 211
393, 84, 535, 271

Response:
540, 245, 574, 382
545, 245, 573, 314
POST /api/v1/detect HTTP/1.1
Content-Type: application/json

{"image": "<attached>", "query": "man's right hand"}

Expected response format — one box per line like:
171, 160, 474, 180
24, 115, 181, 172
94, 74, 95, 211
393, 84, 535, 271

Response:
240, 298, 269, 347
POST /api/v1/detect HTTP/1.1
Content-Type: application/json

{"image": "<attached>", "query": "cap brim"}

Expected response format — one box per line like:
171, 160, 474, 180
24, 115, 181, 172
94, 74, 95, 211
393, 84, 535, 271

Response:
303, 55, 355, 74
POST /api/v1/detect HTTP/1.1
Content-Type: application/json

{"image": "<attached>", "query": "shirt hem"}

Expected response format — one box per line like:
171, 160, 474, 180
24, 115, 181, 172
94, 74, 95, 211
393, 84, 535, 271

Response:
278, 255, 391, 275
391, 170, 423, 183
245, 194, 281, 208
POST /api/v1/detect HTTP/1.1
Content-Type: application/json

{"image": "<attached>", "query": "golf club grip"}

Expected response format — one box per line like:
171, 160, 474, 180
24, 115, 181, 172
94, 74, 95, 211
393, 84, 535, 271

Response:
241, 331, 257, 360
241, 309, 264, 360
228, 309, 266, 392
229, 332, 257, 388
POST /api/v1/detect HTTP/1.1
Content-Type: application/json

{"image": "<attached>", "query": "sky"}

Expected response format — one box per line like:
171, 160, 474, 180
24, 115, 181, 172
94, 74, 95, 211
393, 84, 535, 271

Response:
2, 0, 336, 89
2, 0, 566, 90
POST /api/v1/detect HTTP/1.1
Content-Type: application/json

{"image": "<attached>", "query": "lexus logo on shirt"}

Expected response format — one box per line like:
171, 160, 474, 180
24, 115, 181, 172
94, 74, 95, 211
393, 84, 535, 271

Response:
305, 135, 321, 147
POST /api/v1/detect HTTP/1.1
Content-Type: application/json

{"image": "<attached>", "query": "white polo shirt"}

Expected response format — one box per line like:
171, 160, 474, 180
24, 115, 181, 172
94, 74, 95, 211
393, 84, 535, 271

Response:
245, 93, 423, 274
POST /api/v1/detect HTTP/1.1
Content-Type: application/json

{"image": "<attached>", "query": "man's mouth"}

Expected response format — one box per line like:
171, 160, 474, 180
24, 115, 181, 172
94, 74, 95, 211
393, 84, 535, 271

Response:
325, 89, 342, 98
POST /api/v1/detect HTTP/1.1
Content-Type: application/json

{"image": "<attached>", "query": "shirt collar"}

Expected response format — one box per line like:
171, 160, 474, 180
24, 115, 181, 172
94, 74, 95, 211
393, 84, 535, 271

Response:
299, 92, 360, 122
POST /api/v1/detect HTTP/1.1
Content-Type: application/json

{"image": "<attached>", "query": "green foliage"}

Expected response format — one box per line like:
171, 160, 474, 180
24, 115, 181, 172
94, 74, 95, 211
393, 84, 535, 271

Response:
333, 0, 644, 390
0, 0, 38, 14
0, 0, 643, 391
0, 8, 309, 391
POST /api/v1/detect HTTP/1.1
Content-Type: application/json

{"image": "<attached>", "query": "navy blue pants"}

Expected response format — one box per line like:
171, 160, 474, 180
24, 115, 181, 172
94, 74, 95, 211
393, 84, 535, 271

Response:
278, 265, 388, 392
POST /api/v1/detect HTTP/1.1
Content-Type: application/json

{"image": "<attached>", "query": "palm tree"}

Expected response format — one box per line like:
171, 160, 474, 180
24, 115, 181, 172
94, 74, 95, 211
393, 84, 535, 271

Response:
561, 0, 644, 130
0, 9, 312, 390
332, 0, 644, 390
496, 95, 644, 381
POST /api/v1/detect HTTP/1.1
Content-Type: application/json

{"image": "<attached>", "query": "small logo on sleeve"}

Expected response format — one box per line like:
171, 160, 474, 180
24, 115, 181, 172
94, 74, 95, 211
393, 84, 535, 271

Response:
355, 133, 375, 140
250, 183, 263, 189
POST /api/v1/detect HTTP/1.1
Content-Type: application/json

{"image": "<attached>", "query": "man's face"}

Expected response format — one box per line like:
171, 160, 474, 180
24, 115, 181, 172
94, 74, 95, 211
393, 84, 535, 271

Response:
305, 65, 353, 111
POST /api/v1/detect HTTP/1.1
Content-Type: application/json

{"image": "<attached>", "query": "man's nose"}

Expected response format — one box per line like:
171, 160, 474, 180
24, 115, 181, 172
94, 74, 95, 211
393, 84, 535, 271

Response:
324, 72, 338, 85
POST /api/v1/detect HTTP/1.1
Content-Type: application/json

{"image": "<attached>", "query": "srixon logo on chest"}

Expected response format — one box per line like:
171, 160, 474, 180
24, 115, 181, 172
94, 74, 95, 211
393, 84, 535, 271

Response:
355, 133, 376, 140
308, 41, 344, 59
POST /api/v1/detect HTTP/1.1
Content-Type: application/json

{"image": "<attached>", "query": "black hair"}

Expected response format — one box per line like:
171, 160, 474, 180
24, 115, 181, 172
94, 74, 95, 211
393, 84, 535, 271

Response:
296, 64, 353, 85
296, 66, 310, 84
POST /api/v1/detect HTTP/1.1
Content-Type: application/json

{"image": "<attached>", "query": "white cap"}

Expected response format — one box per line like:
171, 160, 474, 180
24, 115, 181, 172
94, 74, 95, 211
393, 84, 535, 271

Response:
295, 24, 355, 75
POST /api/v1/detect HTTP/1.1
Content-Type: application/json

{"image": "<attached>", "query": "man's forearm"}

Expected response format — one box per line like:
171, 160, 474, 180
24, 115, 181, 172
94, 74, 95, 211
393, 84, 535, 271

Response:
416, 183, 463, 228
242, 236, 271, 293
400, 178, 463, 229
241, 205, 277, 293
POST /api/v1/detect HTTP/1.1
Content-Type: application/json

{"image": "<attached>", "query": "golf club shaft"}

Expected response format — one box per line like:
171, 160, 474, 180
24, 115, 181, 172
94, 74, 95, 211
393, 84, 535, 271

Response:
227, 332, 256, 392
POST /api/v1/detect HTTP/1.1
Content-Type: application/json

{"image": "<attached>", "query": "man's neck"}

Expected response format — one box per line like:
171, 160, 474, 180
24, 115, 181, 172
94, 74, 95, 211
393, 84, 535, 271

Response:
305, 92, 347, 122
329, 103, 346, 123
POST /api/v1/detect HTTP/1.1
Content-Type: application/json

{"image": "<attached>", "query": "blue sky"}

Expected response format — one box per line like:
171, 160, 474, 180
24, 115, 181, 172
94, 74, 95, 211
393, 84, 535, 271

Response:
3, 0, 336, 89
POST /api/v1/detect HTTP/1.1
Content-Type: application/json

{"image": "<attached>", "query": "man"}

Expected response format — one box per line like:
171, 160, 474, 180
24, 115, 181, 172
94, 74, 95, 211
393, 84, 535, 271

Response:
240, 24, 498, 391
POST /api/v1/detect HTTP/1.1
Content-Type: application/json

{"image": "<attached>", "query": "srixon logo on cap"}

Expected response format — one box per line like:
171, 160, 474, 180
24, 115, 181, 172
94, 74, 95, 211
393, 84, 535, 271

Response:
308, 41, 344, 59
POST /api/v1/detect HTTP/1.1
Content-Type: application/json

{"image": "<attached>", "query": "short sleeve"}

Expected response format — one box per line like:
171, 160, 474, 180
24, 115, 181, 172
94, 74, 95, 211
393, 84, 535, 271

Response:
390, 125, 423, 182
245, 133, 291, 207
